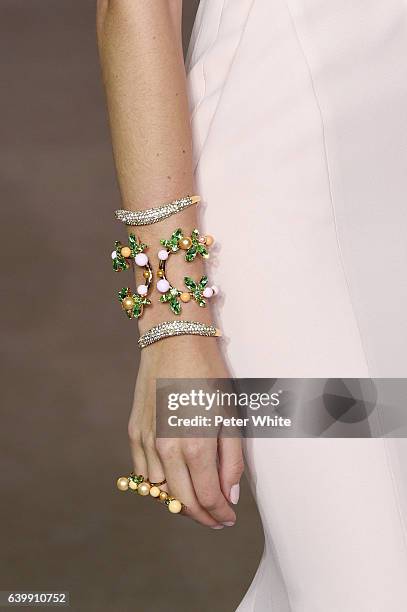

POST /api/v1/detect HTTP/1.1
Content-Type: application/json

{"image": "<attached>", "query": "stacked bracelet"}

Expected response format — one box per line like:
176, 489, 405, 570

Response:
111, 195, 222, 344
115, 195, 200, 226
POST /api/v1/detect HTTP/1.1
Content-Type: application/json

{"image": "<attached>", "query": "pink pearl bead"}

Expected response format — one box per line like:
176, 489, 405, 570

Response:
158, 249, 169, 261
135, 253, 148, 267
203, 287, 214, 299
137, 284, 148, 296
157, 279, 170, 293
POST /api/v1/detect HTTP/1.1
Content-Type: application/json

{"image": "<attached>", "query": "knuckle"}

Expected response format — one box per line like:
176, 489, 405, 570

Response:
156, 438, 179, 460
128, 423, 141, 445
199, 492, 220, 512
183, 441, 204, 461
141, 432, 156, 452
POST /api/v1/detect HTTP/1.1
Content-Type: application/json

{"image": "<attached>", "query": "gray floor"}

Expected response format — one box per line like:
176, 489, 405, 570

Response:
0, 2, 263, 610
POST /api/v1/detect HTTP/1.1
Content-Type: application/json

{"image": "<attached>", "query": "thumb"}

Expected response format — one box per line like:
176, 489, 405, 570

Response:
218, 437, 244, 505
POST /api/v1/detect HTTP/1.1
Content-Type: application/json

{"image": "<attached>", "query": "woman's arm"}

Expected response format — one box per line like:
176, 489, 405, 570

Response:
97, 1, 243, 528
97, 0, 192, 211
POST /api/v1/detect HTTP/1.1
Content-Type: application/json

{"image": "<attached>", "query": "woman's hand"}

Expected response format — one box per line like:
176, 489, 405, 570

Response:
128, 335, 244, 529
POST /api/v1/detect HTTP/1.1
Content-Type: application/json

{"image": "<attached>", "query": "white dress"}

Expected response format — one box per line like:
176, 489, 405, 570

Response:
187, 1, 407, 610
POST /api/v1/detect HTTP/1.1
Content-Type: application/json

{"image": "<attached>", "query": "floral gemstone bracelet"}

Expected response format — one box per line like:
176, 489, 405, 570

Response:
111, 233, 153, 319
156, 228, 217, 315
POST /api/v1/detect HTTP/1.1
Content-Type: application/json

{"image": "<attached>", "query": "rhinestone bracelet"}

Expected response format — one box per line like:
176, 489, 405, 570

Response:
115, 195, 200, 226
138, 320, 221, 349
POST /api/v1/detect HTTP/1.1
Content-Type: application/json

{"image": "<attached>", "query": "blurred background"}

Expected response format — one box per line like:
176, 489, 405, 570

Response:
0, 1, 263, 610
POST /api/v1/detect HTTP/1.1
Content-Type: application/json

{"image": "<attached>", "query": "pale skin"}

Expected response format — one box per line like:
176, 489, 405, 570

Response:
97, 0, 243, 529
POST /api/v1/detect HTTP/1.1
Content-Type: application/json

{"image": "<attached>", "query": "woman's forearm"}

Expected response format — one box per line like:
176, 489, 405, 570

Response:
97, 0, 211, 331
97, 0, 193, 208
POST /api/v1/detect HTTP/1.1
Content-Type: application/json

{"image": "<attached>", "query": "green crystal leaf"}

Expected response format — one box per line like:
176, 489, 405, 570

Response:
170, 300, 182, 315
185, 246, 197, 262
194, 290, 206, 306
184, 277, 197, 291
172, 228, 183, 240
160, 294, 169, 303
191, 229, 200, 240
199, 276, 208, 289
133, 304, 142, 318
118, 287, 129, 301
129, 233, 147, 255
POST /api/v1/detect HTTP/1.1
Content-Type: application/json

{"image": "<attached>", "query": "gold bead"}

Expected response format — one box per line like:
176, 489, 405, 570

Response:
159, 491, 168, 502
179, 237, 192, 250
157, 269, 164, 278
205, 235, 214, 247
122, 296, 135, 310
168, 499, 182, 514
128, 479, 138, 491
137, 482, 151, 496
180, 292, 191, 303
143, 270, 150, 279
149, 486, 160, 498
116, 477, 129, 492
121, 246, 131, 258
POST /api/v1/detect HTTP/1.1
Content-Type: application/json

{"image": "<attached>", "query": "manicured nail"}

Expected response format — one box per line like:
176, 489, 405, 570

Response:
222, 521, 235, 527
230, 483, 240, 505
211, 525, 224, 530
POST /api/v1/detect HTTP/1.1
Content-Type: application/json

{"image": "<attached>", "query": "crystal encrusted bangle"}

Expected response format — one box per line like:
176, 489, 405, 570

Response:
138, 320, 221, 349
115, 195, 201, 226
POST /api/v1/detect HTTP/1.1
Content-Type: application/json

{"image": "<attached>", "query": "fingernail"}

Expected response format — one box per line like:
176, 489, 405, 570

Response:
222, 521, 235, 527
230, 483, 240, 505
211, 525, 224, 530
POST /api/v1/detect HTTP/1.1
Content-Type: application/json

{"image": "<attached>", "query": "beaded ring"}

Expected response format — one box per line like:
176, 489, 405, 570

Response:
157, 228, 217, 315
116, 474, 185, 514
111, 233, 153, 319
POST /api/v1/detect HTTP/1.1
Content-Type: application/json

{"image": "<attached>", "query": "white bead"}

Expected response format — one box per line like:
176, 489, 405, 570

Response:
137, 284, 148, 296
211, 285, 219, 295
157, 279, 170, 293
135, 253, 148, 267
203, 287, 214, 299
158, 249, 169, 261
111, 251, 118, 260
168, 499, 182, 514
